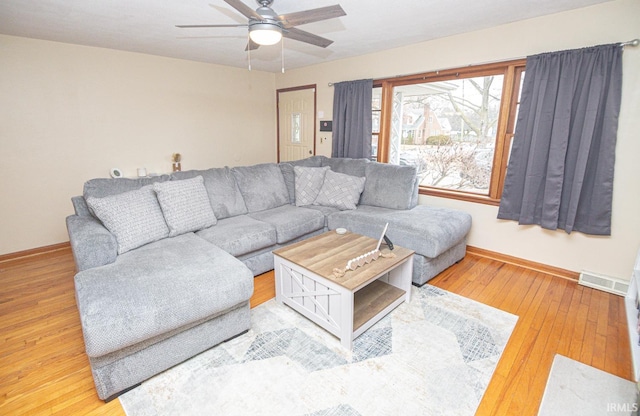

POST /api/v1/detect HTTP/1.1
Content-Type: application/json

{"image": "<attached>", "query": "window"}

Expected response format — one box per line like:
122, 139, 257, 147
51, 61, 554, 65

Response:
371, 87, 382, 160
291, 113, 301, 143
375, 60, 525, 204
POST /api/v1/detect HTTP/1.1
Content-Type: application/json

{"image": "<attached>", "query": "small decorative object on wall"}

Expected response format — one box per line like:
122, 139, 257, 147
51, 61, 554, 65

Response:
110, 168, 123, 179
172, 153, 182, 172
137, 167, 147, 177
319, 120, 332, 132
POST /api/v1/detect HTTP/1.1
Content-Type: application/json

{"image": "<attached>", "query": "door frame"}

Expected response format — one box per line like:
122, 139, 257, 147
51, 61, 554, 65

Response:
276, 84, 317, 163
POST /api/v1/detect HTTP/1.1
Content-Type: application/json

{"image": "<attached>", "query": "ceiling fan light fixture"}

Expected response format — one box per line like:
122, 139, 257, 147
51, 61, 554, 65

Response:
249, 22, 282, 45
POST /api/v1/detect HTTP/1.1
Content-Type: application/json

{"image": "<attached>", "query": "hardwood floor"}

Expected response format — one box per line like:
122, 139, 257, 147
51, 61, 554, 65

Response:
0, 248, 631, 415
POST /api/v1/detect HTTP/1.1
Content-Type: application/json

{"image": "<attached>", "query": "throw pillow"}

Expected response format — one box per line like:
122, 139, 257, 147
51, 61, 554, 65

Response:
171, 167, 247, 219
279, 156, 326, 204
313, 170, 366, 210
86, 186, 169, 254
294, 166, 331, 206
153, 176, 217, 237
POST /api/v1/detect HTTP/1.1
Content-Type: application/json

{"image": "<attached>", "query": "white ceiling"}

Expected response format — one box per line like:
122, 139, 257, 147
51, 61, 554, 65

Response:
0, 0, 612, 73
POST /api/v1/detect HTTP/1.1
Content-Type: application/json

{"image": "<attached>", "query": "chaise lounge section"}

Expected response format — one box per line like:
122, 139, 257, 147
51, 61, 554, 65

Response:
66, 156, 471, 400
73, 233, 253, 400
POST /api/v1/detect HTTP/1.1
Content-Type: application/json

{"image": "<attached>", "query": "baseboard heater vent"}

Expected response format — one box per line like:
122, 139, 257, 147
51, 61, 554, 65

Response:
579, 271, 629, 296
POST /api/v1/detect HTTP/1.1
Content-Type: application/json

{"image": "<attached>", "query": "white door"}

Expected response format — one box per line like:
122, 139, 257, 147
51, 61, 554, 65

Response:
278, 88, 315, 162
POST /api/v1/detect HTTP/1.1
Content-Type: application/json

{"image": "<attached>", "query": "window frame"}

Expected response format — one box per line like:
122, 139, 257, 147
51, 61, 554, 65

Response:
371, 86, 382, 160
375, 59, 526, 205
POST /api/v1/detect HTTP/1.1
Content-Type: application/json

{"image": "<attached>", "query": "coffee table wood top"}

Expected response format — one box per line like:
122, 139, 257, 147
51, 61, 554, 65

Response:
273, 231, 414, 291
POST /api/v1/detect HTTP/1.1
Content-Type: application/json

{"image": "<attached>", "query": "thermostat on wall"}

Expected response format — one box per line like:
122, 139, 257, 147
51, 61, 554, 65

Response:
320, 120, 332, 132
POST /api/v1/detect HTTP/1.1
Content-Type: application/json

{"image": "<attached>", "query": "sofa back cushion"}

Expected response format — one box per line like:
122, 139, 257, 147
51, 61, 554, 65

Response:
83, 175, 171, 200
360, 162, 418, 210
86, 186, 169, 254
321, 157, 369, 177
71, 196, 92, 217
232, 163, 290, 212
153, 176, 217, 237
171, 167, 247, 219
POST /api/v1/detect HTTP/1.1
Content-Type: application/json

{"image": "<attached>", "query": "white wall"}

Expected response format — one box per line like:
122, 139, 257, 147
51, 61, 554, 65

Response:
2, 0, 638, 280
0, 35, 276, 255
275, 0, 640, 280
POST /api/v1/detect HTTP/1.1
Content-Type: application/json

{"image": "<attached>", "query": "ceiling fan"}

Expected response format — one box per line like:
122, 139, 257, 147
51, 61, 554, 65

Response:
176, 0, 346, 50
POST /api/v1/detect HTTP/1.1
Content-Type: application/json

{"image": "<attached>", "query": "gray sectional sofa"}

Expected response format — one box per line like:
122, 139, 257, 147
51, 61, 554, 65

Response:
66, 156, 471, 400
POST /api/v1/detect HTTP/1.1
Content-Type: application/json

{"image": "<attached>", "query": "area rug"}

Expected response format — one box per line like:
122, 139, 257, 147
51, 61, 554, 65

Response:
538, 354, 637, 416
119, 285, 517, 416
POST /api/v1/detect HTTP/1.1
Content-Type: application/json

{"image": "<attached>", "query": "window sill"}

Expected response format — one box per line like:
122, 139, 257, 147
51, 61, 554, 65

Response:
418, 187, 501, 206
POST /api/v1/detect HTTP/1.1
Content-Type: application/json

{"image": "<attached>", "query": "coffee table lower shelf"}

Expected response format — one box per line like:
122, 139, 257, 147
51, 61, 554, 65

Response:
353, 279, 405, 332
274, 254, 412, 349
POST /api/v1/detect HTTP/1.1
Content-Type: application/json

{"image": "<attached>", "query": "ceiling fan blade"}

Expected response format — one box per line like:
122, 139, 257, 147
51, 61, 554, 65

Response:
223, 0, 263, 20
245, 39, 260, 51
283, 27, 333, 48
176, 24, 247, 28
278, 5, 346, 28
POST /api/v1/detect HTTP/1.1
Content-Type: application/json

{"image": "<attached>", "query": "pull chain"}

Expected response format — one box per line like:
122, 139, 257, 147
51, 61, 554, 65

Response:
247, 34, 252, 71
281, 37, 285, 74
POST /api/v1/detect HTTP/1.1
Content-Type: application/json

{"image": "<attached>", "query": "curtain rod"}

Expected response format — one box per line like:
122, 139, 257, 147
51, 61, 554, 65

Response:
327, 38, 639, 87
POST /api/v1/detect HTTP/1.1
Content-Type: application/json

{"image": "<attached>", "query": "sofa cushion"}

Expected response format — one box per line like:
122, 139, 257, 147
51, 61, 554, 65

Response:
299, 204, 340, 227
279, 156, 326, 204
153, 176, 217, 237
196, 215, 276, 257
66, 215, 118, 271
74, 233, 254, 358
86, 186, 169, 254
232, 163, 289, 212
327, 205, 472, 258
314, 170, 366, 211
412, 241, 468, 286
83, 175, 171, 200
171, 167, 247, 219
321, 157, 369, 177
294, 166, 331, 206
360, 162, 418, 210
249, 205, 325, 244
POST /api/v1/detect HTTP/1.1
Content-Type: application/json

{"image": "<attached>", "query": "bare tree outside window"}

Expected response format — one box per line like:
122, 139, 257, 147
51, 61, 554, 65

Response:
374, 60, 525, 204
393, 75, 503, 194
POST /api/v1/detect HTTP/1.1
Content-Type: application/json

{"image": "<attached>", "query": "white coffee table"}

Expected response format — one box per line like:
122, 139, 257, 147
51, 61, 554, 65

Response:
273, 231, 414, 349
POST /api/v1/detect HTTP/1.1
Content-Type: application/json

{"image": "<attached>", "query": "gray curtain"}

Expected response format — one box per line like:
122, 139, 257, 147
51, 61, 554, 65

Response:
497, 44, 622, 235
332, 79, 373, 158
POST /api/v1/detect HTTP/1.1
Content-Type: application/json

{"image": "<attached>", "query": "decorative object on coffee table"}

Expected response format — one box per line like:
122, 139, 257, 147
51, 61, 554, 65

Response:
333, 223, 394, 277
